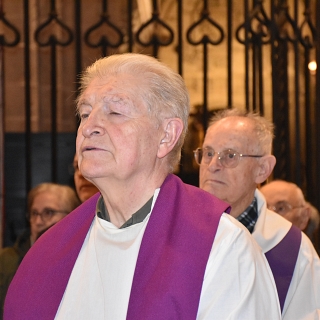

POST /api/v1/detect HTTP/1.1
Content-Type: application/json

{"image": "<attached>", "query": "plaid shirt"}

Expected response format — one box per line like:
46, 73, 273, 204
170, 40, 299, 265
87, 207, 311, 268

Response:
236, 197, 258, 233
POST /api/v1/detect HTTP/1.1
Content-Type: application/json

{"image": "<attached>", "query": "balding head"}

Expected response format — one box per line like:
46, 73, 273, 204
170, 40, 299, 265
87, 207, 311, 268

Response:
260, 180, 304, 206
260, 180, 310, 230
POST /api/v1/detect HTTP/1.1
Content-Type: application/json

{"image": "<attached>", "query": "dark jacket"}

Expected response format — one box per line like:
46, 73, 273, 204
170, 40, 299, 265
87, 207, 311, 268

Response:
0, 230, 31, 319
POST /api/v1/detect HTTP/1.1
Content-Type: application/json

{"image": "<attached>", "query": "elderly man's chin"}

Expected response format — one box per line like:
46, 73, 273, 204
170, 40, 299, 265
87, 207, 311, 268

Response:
81, 169, 103, 181
79, 165, 102, 182
80, 157, 110, 174
201, 183, 226, 199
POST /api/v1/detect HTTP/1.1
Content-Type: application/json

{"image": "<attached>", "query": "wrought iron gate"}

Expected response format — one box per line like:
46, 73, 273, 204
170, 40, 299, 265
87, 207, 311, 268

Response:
0, 0, 319, 246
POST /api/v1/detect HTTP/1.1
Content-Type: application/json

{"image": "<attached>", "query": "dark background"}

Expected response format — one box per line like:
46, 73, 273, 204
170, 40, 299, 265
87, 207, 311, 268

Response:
4, 133, 76, 246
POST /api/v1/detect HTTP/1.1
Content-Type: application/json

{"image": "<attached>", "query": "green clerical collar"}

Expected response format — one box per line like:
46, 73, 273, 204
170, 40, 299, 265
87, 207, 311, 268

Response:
96, 195, 154, 229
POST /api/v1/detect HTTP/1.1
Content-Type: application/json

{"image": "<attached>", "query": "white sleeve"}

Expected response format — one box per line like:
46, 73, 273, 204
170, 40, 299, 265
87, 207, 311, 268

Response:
282, 232, 320, 320
197, 213, 281, 320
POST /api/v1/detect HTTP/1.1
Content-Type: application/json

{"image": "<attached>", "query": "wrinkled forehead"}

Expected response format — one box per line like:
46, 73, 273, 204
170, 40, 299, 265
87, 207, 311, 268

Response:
204, 117, 258, 150
262, 182, 304, 205
262, 187, 291, 204
77, 74, 144, 109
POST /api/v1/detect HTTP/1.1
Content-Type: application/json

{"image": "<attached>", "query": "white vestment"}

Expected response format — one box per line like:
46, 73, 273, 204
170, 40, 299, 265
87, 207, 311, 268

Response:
254, 189, 320, 319
56, 189, 281, 319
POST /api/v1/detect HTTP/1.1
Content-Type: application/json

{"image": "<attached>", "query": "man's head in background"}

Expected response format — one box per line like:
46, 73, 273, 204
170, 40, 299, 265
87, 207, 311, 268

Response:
197, 108, 276, 218
260, 180, 311, 230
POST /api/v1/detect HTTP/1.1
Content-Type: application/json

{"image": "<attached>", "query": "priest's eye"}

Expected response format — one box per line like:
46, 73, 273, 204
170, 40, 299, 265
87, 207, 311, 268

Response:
80, 113, 89, 119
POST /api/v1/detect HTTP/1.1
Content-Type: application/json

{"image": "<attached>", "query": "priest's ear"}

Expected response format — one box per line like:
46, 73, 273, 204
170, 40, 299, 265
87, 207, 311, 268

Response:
157, 118, 183, 159
255, 155, 276, 184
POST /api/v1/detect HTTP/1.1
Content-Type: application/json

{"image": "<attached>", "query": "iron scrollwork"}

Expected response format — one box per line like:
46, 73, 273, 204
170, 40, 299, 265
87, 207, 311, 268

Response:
299, 7, 316, 48
186, 6, 224, 46
0, 7, 20, 47
33, 0, 73, 182
186, 0, 224, 132
135, 0, 174, 58
235, 0, 272, 45
274, 2, 299, 43
84, 0, 124, 57
34, 5, 73, 47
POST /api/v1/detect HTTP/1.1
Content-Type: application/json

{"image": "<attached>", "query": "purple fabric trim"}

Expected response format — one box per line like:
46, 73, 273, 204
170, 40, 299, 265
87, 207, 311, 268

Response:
4, 192, 100, 320
126, 175, 230, 320
4, 174, 230, 320
265, 225, 301, 312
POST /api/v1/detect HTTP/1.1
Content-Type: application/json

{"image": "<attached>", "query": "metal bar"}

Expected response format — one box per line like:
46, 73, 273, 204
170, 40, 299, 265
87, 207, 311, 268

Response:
127, 0, 133, 52
258, 42, 264, 115
304, 46, 314, 201
0, 0, 21, 247
74, 0, 82, 83
270, 0, 275, 110
74, 0, 81, 129
177, 0, 183, 76
51, 44, 57, 182
203, 43, 208, 132
252, 44, 257, 111
176, 0, 184, 175
102, 0, 107, 12
227, 0, 232, 107
244, 0, 249, 110
0, 41, 4, 248
24, 0, 31, 193
271, 1, 291, 181
152, 0, 159, 57
294, 0, 301, 186
102, 0, 108, 57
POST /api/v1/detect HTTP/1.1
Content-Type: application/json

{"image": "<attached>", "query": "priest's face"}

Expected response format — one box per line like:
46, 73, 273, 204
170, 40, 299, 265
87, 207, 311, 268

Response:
199, 117, 262, 218
76, 74, 163, 189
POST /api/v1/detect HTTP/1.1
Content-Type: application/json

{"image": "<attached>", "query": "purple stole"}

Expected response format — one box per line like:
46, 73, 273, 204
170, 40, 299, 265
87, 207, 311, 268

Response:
265, 225, 301, 312
4, 174, 230, 320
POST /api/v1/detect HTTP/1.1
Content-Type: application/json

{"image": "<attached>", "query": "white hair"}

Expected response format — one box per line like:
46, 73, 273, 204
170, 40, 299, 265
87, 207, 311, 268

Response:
209, 108, 275, 154
77, 53, 190, 171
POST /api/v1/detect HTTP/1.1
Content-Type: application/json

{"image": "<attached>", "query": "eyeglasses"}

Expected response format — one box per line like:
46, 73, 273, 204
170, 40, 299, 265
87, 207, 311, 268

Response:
193, 147, 263, 168
28, 208, 69, 222
268, 201, 305, 215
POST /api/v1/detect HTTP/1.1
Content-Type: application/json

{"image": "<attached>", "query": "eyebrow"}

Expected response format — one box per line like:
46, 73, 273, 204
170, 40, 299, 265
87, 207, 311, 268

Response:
274, 200, 289, 205
76, 99, 91, 114
77, 98, 90, 107
76, 92, 136, 116
203, 146, 238, 152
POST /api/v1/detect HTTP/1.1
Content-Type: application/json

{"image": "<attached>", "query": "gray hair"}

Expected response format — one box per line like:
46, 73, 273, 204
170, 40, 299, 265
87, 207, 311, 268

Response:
27, 183, 80, 215
76, 53, 190, 171
209, 108, 275, 154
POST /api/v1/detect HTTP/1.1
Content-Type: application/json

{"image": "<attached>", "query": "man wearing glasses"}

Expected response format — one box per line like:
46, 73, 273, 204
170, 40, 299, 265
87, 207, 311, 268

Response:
260, 179, 320, 255
260, 180, 311, 231
195, 108, 320, 320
